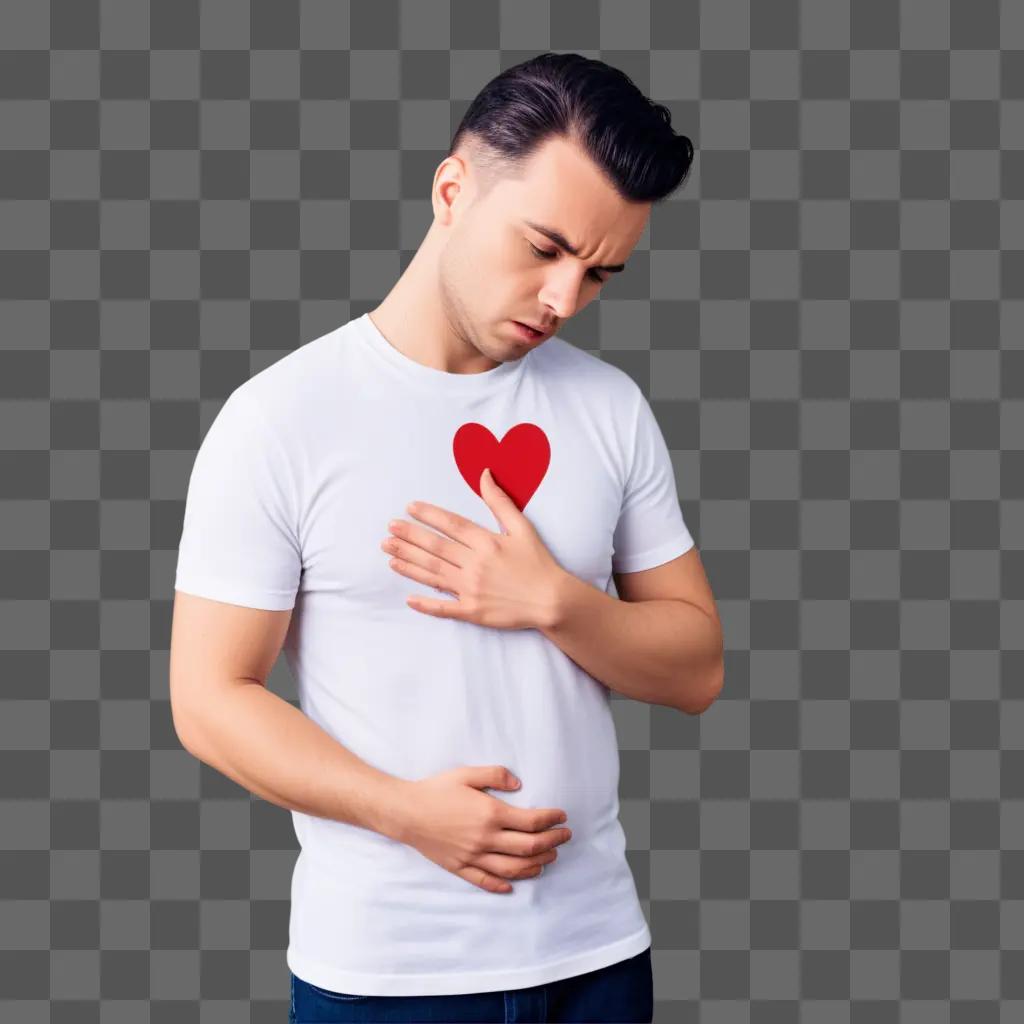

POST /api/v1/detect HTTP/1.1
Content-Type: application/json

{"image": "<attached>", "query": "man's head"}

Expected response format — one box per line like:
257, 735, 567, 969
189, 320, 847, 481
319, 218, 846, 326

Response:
423, 52, 695, 365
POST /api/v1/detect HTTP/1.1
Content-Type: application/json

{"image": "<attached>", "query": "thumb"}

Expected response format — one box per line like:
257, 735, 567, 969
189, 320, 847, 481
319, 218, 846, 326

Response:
479, 466, 521, 533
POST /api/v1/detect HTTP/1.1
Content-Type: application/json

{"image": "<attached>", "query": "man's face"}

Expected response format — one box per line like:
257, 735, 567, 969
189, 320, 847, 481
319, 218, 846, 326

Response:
437, 135, 651, 362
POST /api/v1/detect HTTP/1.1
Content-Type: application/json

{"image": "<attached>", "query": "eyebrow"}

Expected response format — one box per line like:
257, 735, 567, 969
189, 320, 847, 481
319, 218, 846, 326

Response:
521, 219, 627, 273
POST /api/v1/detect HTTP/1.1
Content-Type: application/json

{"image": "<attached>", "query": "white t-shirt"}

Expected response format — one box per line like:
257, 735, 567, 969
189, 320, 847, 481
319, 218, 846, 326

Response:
174, 312, 694, 996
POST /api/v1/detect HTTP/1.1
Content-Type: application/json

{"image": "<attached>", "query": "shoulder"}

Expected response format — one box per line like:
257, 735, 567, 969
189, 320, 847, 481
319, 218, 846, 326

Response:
530, 334, 643, 406
227, 322, 350, 433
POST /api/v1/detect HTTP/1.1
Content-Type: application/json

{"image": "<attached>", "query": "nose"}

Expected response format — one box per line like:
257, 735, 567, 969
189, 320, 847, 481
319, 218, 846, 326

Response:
537, 276, 584, 322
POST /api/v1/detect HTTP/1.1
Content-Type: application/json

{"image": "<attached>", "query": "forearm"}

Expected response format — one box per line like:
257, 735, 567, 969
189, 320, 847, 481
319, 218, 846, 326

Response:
538, 571, 724, 714
177, 681, 410, 840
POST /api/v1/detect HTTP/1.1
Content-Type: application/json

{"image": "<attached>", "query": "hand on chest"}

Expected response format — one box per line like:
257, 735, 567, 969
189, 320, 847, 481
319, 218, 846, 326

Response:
310, 416, 621, 601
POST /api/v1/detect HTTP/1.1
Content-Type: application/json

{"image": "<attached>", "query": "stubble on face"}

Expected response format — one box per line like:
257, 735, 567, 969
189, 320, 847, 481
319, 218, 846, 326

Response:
437, 217, 522, 367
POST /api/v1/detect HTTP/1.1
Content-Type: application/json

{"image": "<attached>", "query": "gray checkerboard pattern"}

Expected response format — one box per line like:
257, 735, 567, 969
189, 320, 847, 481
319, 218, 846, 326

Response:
1, 0, 1021, 1021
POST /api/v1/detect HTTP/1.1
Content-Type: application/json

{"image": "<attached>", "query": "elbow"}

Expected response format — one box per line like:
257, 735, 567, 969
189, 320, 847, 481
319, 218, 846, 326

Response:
172, 707, 200, 759
675, 610, 725, 715
677, 658, 725, 716
169, 692, 206, 760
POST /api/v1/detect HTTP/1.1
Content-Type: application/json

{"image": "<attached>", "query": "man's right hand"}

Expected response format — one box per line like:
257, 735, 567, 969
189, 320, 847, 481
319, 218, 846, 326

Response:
387, 765, 573, 894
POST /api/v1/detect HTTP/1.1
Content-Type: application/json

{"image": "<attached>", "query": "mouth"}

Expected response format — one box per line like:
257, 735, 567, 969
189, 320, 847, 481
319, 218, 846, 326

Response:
512, 320, 551, 342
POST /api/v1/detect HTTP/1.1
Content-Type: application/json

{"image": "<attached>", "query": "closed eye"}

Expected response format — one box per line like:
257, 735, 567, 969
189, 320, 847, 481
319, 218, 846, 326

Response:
528, 241, 607, 284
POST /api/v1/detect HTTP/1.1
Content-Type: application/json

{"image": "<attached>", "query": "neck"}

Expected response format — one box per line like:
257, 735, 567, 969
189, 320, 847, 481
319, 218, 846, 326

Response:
368, 237, 503, 376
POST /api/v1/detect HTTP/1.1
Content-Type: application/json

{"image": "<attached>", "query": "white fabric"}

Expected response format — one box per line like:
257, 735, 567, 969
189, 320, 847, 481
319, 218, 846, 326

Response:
174, 313, 694, 996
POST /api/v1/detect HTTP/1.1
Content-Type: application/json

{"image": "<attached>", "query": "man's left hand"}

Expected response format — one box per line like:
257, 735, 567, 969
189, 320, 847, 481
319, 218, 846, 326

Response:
381, 467, 567, 630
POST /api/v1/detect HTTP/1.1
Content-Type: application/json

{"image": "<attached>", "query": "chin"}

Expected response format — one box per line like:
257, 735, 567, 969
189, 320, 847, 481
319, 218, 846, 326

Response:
501, 337, 528, 358
484, 326, 515, 354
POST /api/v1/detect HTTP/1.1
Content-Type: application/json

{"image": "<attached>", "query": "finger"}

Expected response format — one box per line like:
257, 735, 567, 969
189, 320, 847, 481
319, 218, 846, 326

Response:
473, 848, 559, 878
405, 590, 464, 619
388, 520, 468, 568
495, 805, 569, 834
480, 466, 521, 535
483, 825, 573, 858
457, 865, 515, 894
405, 501, 491, 549
387, 556, 453, 596
384, 538, 454, 580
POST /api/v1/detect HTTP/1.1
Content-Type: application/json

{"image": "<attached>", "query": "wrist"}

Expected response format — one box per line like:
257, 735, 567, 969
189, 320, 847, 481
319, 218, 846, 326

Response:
371, 775, 414, 843
538, 566, 575, 632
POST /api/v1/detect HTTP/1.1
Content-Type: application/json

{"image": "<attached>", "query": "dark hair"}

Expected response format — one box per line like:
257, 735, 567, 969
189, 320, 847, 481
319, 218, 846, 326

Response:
448, 51, 694, 205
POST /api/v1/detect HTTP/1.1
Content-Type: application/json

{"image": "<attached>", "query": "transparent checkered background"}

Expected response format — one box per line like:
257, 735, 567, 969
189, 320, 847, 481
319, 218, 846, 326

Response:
2, 1, 1022, 1021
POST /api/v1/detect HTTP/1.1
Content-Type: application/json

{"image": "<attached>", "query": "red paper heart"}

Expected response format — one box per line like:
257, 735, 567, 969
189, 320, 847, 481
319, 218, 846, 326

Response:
452, 422, 551, 512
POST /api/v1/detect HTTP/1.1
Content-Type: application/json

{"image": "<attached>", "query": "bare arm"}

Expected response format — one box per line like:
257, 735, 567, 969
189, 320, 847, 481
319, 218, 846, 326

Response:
169, 589, 409, 840
538, 547, 725, 715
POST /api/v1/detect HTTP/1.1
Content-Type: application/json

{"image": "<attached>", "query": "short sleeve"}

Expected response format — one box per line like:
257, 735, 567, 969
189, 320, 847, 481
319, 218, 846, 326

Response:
174, 388, 302, 610
610, 388, 695, 574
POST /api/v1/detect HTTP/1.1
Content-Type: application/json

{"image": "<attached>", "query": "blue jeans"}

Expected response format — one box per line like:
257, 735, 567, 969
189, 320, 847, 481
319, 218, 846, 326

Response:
289, 945, 653, 1022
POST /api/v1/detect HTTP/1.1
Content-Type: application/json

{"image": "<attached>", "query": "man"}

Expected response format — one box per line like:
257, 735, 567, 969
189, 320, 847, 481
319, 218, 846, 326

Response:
170, 52, 722, 1023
